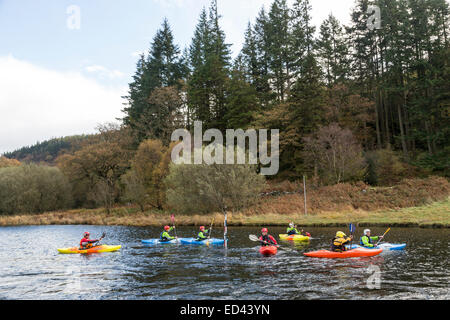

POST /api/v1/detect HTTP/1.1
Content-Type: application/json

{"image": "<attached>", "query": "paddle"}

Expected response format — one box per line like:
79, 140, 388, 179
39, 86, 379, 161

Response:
375, 228, 391, 246
349, 223, 355, 249
206, 217, 215, 246
93, 232, 106, 247
249, 234, 278, 246
171, 214, 178, 241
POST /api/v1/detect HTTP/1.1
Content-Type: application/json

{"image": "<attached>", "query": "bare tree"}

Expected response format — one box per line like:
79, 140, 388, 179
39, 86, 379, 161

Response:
304, 123, 366, 185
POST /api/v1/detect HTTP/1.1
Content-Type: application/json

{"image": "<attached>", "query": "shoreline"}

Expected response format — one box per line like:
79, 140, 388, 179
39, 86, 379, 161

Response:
0, 198, 448, 229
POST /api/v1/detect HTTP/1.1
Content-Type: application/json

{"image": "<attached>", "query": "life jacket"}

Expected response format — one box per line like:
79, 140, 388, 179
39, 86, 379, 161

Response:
197, 231, 208, 241
261, 234, 274, 246
331, 237, 350, 252
79, 238, 93, 249
360, 235, 373, 246
160, 231, 171, 242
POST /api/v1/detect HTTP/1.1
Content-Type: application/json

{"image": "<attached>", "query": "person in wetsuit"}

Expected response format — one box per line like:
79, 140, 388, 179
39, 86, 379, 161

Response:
79, 232, 103, 249
286, 222, 311, 237
360, 229, 383, 248
331, 231, 353, 252
259, 228, 278, 246
196, 226, 209, 241
160, 225, 176, 242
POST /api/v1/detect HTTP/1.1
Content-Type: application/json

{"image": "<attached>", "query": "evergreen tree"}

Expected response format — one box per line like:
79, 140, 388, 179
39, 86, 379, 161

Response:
187, 1, 231, 132
266, 0, 292, 102
225, 56, 260, 129
317, 14, 350, 87
123, 19, 184, 143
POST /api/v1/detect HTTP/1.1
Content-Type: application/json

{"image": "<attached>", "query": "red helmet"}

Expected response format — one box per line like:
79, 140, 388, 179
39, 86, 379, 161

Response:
200, 226, 205, 231
164, 225, 170, 231
261, 228, 268, 233
83, 232, 90, 237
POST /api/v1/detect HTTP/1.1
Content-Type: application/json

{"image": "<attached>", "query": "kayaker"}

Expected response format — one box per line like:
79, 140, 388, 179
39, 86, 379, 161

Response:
287, 222, 311, 237
360, 229, 383, 248
160, 225, 176, 242
79, 232, 103, 249
331, 231, 353, 252
259, 228, 278, 246
196, 226, 209, 241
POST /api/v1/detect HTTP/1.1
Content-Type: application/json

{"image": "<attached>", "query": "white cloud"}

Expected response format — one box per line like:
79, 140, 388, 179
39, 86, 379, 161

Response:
131, 50, 146, 58
84, 64, 124, 79
0, 55, 127, 154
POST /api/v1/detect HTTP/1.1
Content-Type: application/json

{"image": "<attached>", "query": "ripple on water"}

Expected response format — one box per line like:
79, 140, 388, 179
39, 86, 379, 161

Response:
0, 225, 448, 299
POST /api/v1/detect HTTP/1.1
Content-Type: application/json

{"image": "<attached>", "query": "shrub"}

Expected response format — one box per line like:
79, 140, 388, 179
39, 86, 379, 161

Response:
165, 162, 267, 214
0, 164, 72, 215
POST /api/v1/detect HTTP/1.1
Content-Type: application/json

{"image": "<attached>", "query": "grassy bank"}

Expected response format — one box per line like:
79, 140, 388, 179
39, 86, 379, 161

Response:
0, 197, 448, 228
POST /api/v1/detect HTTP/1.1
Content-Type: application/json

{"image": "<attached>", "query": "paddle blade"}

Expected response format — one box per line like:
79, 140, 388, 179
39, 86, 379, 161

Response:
349, 223, 355, 234
249, 234, 259, 242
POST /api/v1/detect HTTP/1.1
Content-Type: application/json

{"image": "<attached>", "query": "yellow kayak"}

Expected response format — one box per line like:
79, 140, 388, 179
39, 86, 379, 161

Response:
57, 245, 121, 254
279, 234, 310, 242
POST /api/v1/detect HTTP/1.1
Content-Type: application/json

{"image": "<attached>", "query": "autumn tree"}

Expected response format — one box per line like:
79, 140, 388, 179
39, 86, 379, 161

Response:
122, 139, 173, 211
303, 123, 366, 184
56, 124, 133, 212
0, 157, 21, 168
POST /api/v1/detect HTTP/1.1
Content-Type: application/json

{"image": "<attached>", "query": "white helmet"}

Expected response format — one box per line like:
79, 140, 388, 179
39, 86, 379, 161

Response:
364, 229, 371, 235
289, 222, 295, 228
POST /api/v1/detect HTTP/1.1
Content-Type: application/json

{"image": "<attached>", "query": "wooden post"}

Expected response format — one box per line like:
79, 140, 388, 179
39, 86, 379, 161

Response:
223, 207, 228, 249
303, 175, 307, 216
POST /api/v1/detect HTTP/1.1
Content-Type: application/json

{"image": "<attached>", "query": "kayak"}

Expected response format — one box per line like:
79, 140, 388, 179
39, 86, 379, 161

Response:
57, 245, 121, 254
279, 234, 310, 242
259, 246, 278, 256
142, 239, 178, 245
304, 247, 383, 259
347, 243, 407, 251
179, 238, 226, 246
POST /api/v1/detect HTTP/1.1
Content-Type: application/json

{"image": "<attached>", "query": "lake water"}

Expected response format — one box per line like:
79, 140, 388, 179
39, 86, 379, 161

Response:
0, 225, 448, 300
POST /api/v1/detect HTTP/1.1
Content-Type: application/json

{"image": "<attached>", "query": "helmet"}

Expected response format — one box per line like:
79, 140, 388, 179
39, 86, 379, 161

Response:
364, 229, 371, 235
164, 225, 170, 231
200, 226, 205, 231
83, 232, 90, 237
289, 222, 294, 228
261, 228, 268, 233
336, 231, 346, 238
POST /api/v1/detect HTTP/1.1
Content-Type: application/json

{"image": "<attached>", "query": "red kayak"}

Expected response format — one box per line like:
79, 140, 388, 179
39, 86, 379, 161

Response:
304, 248, 383, 259
259, 246, 278, 256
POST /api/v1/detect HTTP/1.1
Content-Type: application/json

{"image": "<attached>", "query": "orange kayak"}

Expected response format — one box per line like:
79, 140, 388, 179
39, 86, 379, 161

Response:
57, 245, 121, 254
259, 246, 278, 256
304, 248, 383, 259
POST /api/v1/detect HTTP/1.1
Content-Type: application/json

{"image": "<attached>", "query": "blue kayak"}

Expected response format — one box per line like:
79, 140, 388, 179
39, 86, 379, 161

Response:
347, 243, 406, 251
179, 238, 226, 246
141, 238, 187, 245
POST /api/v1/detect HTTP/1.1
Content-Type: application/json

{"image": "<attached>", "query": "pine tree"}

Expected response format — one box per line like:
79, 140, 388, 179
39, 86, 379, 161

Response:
317, 14, 350, 87
290, 0, 316, 78
241, 9, 274, 108
123, 19, 184, 143
187, 1, 231, 132
266, 0, 292, 102
225, 56, 260, 129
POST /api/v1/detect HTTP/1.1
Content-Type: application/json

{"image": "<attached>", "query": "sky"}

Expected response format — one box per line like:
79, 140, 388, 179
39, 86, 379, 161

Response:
0, 0, 356, 155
